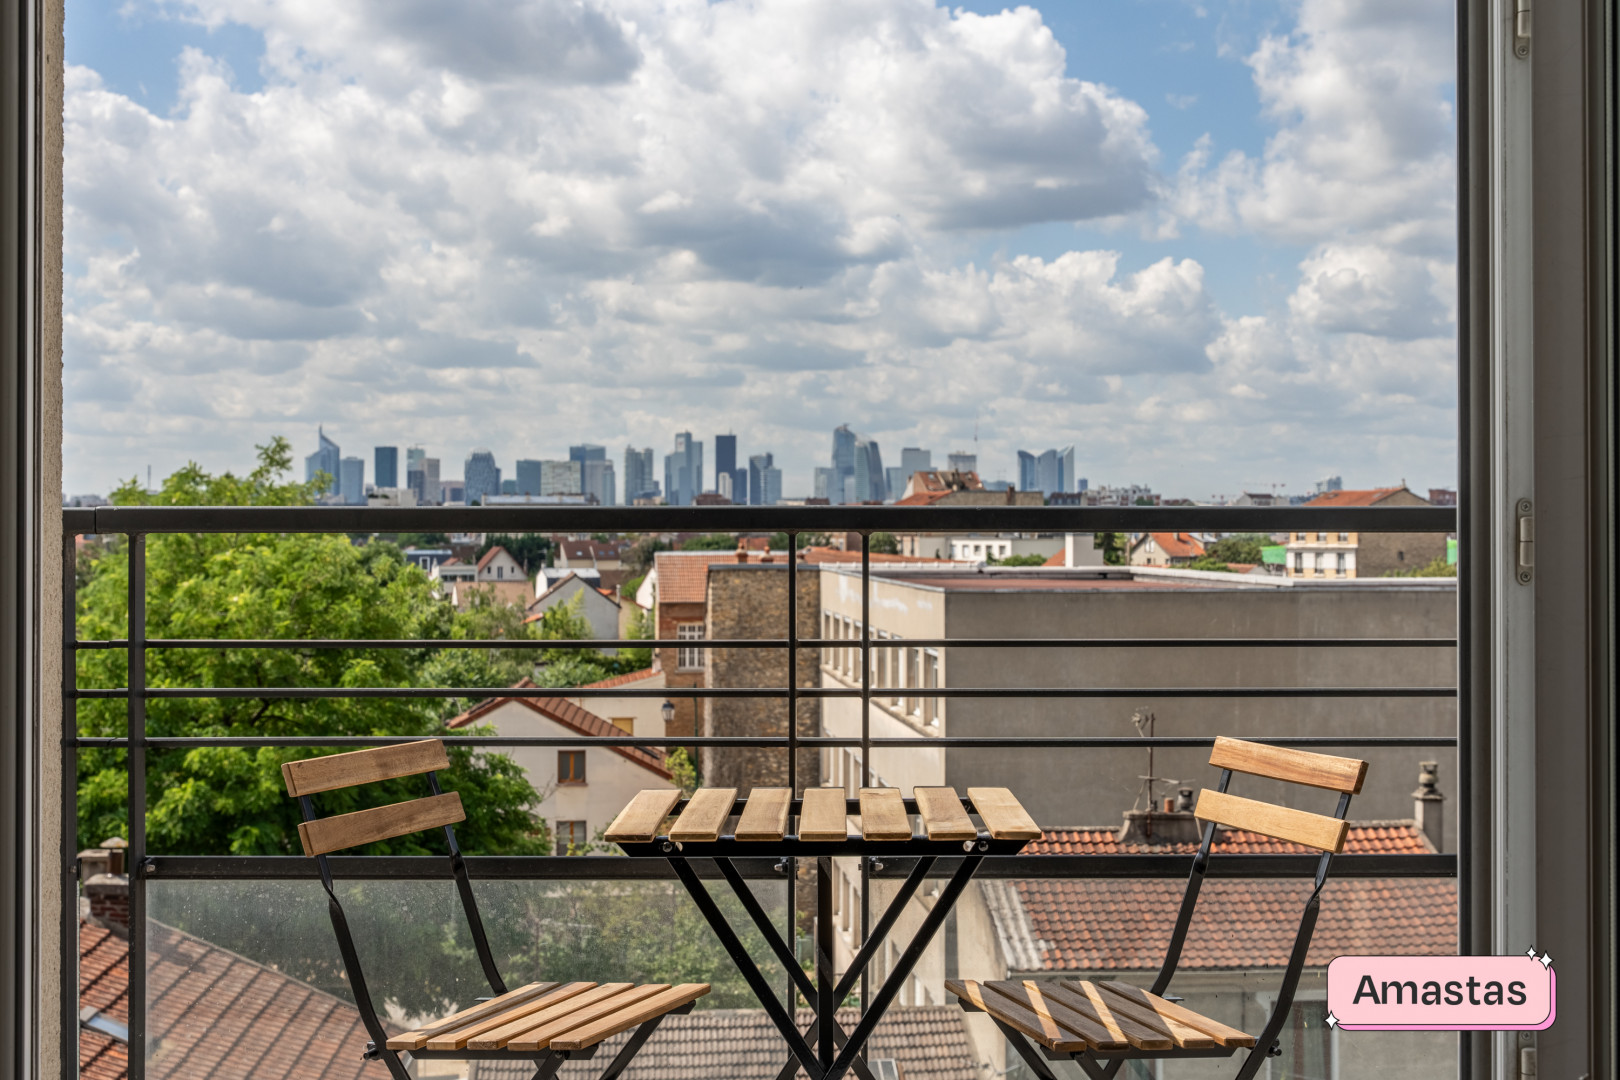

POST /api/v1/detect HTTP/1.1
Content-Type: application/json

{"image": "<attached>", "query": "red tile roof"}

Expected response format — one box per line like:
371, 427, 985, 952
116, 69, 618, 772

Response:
577, 667, 659, 690
654, 551, 767, 604
1042, 549, 1066, 567
448, 679, 671, 778
1137, 532, 1204, 559
1031, 822, 1434, 855
1007, 876, 1455, 972
894, 490, 954, 507
469, 1006, 979, 1080
995, 821, 1452, 973
475, 545, 510, 573
1304, 487, 1409, 507
80, 919, 388, 1079
800, 547, 961, 565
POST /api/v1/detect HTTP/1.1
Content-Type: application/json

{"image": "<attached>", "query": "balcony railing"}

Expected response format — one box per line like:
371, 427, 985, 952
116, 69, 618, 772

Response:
62, 502, 1460, 1079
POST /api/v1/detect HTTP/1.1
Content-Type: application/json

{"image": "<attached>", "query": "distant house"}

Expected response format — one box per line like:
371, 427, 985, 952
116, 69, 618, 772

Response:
448, 680, 673, 853
1128, 531, 1206, 567
1284, 486, 1445, 578
433, 546, 533, 609
526, 571, 621, 646
561, 668, 667, 739
555, 539, 628, 571
896, 470, 1043, 507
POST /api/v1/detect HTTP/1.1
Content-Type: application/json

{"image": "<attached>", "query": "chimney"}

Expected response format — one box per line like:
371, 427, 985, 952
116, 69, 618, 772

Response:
735, 544, 748, 563
1118, 805, 1203, 846
79, 836, 131, 934
1413, 761, 1444, 851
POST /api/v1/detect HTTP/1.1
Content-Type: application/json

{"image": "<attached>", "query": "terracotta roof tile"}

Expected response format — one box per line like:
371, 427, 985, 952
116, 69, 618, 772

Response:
475, 546, 510, 573
1031, 822, 1434, 855
80, 919, 389, 1079
448, 679, 672, 778
1136, 532, 1204, 559
1042, 549, 1065, 567
578, 667, 659, 690
469, 1006, 979, 1080
655, 551, 765, 604
1304, 487, 1409, 507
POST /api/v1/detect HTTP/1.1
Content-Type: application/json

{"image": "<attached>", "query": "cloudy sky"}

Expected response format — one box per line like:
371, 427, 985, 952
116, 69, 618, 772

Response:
62, 0, 1457, 500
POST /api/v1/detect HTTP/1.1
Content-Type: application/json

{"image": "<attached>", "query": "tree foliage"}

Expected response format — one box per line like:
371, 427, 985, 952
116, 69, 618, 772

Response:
767, 531, 830, 550
74, 440, 548, 856
623, 536, 670, 575
988, 552, 1049, 567
679, 532, 738, 551
1094, 532, 1128, 565
1387, 555, 1456, 578
1205, 533, 1270, 565
1186, 555, 1236, 573
477, 533, 552, 570
869, 532, 900, 555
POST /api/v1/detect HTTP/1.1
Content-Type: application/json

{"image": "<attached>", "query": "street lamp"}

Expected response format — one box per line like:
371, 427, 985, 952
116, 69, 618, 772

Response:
661, 700, 675, 730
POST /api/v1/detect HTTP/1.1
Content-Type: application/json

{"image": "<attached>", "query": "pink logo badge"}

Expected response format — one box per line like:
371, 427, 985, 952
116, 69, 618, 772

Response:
1326, 951, 1555, 1031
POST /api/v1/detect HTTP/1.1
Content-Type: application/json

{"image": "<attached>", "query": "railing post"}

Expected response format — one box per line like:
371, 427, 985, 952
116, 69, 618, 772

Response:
126, 534, 145, 1080
61, 530, 78, 1079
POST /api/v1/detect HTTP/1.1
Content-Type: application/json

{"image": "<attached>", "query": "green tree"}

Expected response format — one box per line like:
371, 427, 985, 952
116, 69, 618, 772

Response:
477, 533, 552, 571
623, 536, 670, 575
680, 533, 738, 551
620, 573, 646, 599
987, 552, 1049, 567
1094, 533, 1128, 565
1186, 555, 1236, 573
768, 531, 831, 551
74, 439, 548, 857
1387, 555, 1456, 578
869, 532, 900, 555
1205, 533, 1270, 564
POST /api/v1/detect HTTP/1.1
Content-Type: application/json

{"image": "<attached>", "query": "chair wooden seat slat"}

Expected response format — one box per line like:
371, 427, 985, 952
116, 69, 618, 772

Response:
967, 787, 1042, 840
1098, 981, 1256, 1048
505, 985, 672, 1052
943, 980, 1090, 1052
602, 788, 683, 843
798, 786, 849, 841
948, 738, 1367, 1080
387, 981, 559, 1050
734, 786, 792, 841
984, 980, 1124, 1051
668, 787, 737, 842
914, 787, 978, 840
549, 983, 712, 1051
284, 740, 705, 1079
436, 982, 609, 1051
858, 787, 912, 841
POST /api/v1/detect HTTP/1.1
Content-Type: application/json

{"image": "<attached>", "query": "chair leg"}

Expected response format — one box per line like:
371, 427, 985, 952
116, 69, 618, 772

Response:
530, 1054, 566, 1080
1072, 1054, 1111, 1080
593, 1014, 666, 1080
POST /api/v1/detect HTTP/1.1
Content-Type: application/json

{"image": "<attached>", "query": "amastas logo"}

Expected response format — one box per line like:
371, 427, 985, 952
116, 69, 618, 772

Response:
1325, 949, 1555, 1032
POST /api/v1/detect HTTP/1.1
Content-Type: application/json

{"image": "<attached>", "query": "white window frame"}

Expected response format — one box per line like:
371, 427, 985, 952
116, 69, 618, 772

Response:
675, 622, 704, 670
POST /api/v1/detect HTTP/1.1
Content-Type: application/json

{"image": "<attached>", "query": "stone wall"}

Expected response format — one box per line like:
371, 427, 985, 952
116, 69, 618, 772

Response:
702, 565, 821, 792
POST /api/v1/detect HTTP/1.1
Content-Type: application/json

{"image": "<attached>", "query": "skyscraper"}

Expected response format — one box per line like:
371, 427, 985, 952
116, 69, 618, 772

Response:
374, 446, 399, 490
582, 459, 616, 506
624, 446, 657, 502
423, 458, 441, 505
831, 425, 857, 505
814, 467, 837, 502
948, 450, 978, 474
884, 467, 905, 500
541, 460, 582, 495
570, 444, 607, 464
749, 453, 781, 506
339, 457, 365, 505
897, 448, 931, 495
663, 432, 701, 506
464, 450, 500, 505
515, 459, 543, 496
305, 428, 340, 497
714, 434, 745, 501
406, 446, 427, 502
1017, 446, 1075, 495
853, 437, 885, 502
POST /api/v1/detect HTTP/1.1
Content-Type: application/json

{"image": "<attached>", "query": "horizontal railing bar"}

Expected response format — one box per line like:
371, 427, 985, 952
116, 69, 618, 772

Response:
68, 504, 1457, 535
70, 684, 1457, 699
68, 636, 1459, 651
141, 852, 1456, 881
71, 734, 1458, 749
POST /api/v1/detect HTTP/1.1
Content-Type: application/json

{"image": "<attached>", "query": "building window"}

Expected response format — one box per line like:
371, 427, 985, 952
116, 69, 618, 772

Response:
910, 650, 924, 717
1314, 553, 1324, 574
1316, 532, 1326, 541
611, 716, 635, 733
676, 622, 704, 669
1338, 532, 1349, 542
556, 820, 589, 854
1294, 552, 1304, 574
558, 750, 586, 784
1336, 553, 1347, 575
924, 650, 940, 727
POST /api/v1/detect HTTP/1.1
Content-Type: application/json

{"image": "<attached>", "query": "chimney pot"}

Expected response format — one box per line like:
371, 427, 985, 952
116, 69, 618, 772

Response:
1413, 761, 1444, 851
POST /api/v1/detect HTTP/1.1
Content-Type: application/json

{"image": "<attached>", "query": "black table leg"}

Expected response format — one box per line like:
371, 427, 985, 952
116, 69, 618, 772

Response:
824, 855, 984, 1080
666, 858, 825, 1079
818, 857, 836, 1073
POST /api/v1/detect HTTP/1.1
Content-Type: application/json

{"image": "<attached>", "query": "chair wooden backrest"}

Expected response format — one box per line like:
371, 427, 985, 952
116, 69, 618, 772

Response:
282, 739, 508, 1074
1154, 738, 1368, 1060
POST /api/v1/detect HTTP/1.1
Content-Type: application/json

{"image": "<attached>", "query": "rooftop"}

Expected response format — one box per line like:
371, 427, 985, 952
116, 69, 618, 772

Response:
448, 679, 671, 777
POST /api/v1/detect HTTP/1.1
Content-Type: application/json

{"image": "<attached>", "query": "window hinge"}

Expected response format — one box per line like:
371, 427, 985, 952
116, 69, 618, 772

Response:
1514, 0, 1531, 57
1516, 500, 1534, 584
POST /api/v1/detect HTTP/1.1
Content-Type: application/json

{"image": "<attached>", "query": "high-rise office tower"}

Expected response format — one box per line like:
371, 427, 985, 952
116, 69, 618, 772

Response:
339, 457, 365, 505
748, 453, 781, 506
570, 444, 607, 464
582, 459, 616, 506
853, 437, 885, 502
714, 434, 745, 501
305, 428, 341, 496
948, 450, 977, 474
515, 459, 543, 496
374, 446, 399, 490
624, 446, 656, 502
541, 460, 582, 495
664, 432, 701, 507
884, 467, 904, 500
423, 458, 441, 505
405, 446, 427, 501
898, 448, 931, 494
831, 425, 856, 505
464, 449, 500, 505
501, 479, 517, 495
1017, 446, 1075, 495
814, 467, 836, 502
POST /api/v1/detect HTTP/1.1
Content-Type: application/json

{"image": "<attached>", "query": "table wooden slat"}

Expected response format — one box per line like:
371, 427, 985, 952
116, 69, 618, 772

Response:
425, 982, 598, 1051
668, 787, 738, 843
505, 985, 670, 1052
1039, 982, 1134, 1051
735, 787, 792, 841
603, 789, 684, 843
967, 787, 1042, 841
944, 980, 1088, 1052
858, 788, 913, 841
983, 981, 1116, 1051
1092, 983, 1225, 1049
798, 787, 849, 841
386, 982, 557, 1050
460, 983, 629, 1051
1059, 981, 1175, 1051
549, 983, 711, 1050
1097, 981, 1254, 1047
913, 787, 977, 841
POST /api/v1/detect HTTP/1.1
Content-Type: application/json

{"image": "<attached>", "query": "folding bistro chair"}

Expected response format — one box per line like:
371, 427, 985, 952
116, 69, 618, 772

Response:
947, 737, 1368, 1080
283, 739, 709, 1080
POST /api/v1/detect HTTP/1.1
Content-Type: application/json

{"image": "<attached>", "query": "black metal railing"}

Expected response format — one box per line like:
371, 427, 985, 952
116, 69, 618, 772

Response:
61, 503, 1461, 1079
